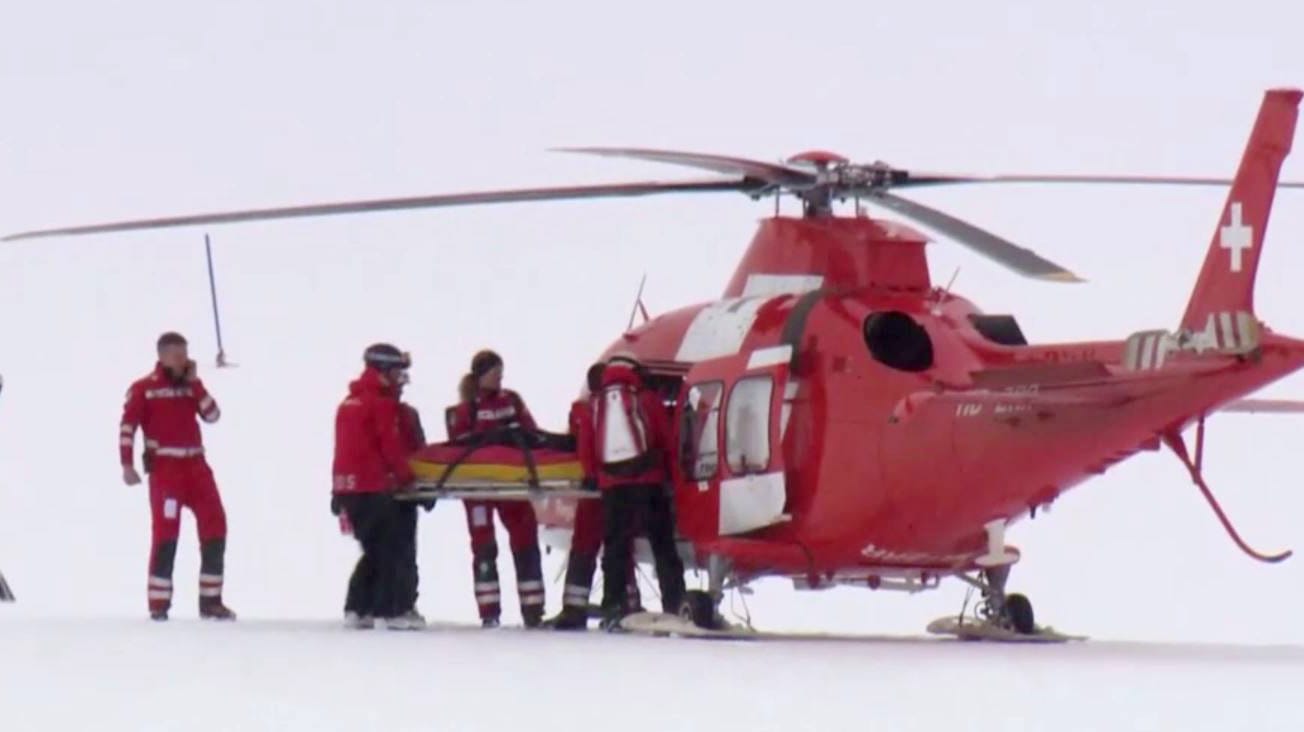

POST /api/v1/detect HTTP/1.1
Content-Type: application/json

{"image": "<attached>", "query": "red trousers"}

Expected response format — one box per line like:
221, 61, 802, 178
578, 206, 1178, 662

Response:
147, 457, 227, 613
463, 500, 543, 621
571, 496, 604, 555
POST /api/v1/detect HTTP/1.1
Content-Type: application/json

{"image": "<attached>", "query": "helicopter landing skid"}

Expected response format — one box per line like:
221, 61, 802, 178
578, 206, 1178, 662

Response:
933, 567, 1083, 642
925, 615, 1084, 643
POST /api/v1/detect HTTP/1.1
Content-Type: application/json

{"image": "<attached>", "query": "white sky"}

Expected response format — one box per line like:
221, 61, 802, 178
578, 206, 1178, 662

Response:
2, 0, 1304, 653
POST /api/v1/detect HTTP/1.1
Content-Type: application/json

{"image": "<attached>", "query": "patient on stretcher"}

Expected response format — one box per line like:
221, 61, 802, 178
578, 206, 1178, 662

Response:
408, 417, 586, 492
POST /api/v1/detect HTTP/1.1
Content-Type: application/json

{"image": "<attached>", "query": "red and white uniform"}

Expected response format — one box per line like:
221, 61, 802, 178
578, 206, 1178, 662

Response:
562, 397, 639, 612
592, 364, 685, 617
565, 398, 602, 609
120, 364, 225, 613
449, 388, 544, 621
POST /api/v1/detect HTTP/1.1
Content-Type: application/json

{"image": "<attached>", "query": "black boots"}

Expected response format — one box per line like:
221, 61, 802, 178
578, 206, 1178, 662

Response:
198, 538, 235, 620
547, 605, 589, 631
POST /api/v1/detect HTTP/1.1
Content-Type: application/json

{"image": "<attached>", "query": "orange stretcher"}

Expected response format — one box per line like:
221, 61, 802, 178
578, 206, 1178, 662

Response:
399, 435, 598, 501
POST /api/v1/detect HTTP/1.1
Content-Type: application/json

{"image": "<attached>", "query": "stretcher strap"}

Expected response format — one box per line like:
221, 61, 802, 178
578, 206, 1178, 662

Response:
434, 429, 495, 490
507, 428, 542, 492
435, 427, 542, 492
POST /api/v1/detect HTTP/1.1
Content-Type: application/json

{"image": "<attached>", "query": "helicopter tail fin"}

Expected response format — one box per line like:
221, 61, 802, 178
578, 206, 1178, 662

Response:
1180, 88, 1301, 333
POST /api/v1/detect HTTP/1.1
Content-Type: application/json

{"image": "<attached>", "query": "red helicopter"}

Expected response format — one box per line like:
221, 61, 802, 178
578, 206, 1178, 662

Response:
8, 88, 1304, 638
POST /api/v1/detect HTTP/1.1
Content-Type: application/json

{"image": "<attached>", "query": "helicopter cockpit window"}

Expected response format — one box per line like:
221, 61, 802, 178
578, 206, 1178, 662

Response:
726, 376, 773, 474
680, 381, 723, 480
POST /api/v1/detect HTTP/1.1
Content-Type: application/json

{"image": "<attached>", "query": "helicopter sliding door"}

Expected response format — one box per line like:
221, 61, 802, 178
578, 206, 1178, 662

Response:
675, 345, 791, 540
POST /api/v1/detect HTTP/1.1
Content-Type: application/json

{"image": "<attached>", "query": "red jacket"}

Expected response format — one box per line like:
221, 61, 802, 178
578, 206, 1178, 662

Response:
332, 368, 416, 495
399, 403, 426, 452
447, 388, 536, 440
592, 365, 673, 490
570, 398, 598, 479
120, 364, 221, 467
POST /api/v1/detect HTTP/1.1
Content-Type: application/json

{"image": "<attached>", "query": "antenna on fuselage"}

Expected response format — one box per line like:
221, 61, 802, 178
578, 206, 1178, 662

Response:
931, 267, 961, 316
626, 273, 650, 332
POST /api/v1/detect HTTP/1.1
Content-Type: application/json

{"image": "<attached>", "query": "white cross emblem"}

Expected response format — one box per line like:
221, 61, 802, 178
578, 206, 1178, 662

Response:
1219, 202, 1253, 273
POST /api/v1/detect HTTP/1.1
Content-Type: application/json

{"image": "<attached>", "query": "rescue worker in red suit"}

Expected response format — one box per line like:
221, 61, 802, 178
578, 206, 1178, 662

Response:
447, 350, 545, 628
593, 356, 686, 631
340, 354, 430, 629
332, 343, 423, 631
547, 362, 642, 630
120, 332, 235, 621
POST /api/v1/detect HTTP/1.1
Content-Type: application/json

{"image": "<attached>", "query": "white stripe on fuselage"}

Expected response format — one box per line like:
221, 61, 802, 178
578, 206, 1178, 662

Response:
676, 274, 821, 363
741, 274, 824, 298
675, 297, 769, 362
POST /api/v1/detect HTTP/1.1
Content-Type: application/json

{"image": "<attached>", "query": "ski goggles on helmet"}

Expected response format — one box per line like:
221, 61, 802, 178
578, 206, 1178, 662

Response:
365, 348, 412, 371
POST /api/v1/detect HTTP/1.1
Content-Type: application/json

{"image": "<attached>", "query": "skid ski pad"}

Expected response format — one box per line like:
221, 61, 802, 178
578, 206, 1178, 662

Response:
618, 612, 757, 640
926, 616, 1085, 643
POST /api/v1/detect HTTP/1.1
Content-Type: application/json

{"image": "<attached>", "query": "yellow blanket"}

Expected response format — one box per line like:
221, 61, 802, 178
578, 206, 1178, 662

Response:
410, 458, 584, 483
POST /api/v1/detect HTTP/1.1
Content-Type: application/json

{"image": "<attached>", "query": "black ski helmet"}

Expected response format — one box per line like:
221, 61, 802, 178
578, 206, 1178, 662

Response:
363, 343, 410, 372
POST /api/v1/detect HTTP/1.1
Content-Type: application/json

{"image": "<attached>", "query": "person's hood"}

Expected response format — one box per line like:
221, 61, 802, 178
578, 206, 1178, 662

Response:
350, 366, 395, 398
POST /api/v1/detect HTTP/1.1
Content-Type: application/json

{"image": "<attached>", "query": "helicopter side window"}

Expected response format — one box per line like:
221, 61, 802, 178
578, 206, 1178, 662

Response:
863, 311, 934, 372
726, 376, 773, 474
680, 381, 723, 480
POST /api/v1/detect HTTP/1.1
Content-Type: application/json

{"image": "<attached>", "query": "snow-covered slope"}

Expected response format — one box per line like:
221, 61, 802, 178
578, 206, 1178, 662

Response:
2, 616, 1301, 731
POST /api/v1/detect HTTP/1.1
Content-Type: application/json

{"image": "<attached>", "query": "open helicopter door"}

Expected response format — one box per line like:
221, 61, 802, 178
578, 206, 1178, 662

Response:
674, 345, 792, 540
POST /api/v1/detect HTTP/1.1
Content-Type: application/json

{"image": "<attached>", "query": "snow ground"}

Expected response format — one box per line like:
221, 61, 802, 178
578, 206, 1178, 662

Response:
2, 615, 1301, 732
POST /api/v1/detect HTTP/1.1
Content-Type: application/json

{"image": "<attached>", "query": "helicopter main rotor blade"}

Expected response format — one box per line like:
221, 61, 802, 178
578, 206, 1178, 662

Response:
868, 191, 1083, 282
3, 178, 751, 242
556, 148, 1304, 192
892, 172, 1304, 189
556, 147, 814, 188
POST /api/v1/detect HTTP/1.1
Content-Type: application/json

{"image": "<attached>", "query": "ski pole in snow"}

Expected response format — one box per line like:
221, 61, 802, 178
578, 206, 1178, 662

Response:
204, 233, 233, 368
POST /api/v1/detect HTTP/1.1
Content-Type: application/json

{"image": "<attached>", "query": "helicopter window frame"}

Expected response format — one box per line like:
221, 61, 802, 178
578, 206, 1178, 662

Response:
680, 381, 724, 481
725, 375, 773, 475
